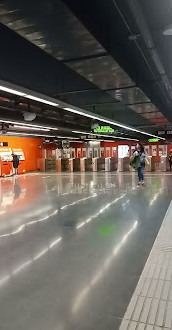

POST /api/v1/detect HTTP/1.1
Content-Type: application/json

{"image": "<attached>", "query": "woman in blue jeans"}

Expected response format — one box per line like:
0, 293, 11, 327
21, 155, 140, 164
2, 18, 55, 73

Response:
134, 143, 148, 186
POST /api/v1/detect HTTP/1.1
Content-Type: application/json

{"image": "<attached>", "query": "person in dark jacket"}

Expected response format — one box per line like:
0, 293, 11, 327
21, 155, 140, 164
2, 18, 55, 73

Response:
168, 152, 172, 171
12, 154, 19, 175
135, 143, 148, 186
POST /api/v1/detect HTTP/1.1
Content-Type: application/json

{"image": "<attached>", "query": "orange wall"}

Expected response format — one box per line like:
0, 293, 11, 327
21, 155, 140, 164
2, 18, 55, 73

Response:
0, 136, 43, 171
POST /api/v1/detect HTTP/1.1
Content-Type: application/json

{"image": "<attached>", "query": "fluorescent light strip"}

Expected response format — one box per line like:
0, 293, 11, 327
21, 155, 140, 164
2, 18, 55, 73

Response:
0, 82, 164, 140
66, 108, 164, 140
72, 130, 139, 141
1, 119, 58, 130
14, 125, 50, 132
0, 85, 59, 106
7, 132, 56, 137
26, 95, 59, 107
0, 86, 25, 96
57, 136, 79, 140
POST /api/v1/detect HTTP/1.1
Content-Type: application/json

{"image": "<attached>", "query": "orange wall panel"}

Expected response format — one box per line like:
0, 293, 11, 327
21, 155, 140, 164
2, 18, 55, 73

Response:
0, 136, 43, 171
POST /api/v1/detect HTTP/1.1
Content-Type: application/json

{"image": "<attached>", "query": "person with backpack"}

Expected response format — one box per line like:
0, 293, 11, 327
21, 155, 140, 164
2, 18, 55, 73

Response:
130, 143, 148, 186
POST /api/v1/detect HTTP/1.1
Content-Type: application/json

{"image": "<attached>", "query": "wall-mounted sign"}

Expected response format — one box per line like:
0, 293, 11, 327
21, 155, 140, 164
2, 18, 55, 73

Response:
81, 135, 95, 139
94, 126, 114, 133
157, 130, 172, 137
148, 138, 159, 142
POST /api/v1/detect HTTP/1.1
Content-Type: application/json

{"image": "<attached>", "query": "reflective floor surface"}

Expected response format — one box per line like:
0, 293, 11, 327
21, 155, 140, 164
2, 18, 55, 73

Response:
0, 172, 172, 330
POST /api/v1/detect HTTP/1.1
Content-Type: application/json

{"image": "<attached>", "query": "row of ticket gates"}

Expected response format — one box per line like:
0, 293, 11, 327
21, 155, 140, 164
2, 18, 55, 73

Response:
0, 148, 25, 177
39, 155, 169, 173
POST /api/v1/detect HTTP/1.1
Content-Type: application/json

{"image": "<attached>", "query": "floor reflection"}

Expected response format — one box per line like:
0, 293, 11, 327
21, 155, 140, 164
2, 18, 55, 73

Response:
0, 172, 171, 330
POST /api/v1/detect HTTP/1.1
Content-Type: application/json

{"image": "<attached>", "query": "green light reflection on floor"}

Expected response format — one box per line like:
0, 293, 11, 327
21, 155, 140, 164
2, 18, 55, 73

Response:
99, 225, 116, 236
154, 181, 160, 188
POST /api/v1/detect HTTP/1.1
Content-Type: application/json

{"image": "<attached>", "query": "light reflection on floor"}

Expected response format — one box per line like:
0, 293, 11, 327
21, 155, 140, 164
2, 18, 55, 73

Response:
0, 172, 171, 330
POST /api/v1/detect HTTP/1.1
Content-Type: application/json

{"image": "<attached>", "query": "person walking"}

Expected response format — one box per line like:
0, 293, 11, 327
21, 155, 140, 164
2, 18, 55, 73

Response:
130, 143, 148, 186
12, 154, 20, 175
168, 152, 172, 171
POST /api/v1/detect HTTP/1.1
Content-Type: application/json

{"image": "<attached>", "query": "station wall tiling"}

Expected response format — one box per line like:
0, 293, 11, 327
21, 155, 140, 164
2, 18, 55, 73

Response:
0, 136, 42, 171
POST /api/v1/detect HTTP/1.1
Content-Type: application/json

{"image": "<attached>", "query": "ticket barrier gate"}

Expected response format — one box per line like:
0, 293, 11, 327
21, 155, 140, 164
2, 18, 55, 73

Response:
92, 158, 97, 172
110, 157, 118, 171
56, 159, 73, 172
73, 158, 81, 172
145, 156, 155, 172
80, 158, 93, 172
39, 158, 56, 172
97, 157, 105, 171
105, 157, 118, 171
160, 156, 168, 172
45, 159, 56, 171
118, 157, 130, 172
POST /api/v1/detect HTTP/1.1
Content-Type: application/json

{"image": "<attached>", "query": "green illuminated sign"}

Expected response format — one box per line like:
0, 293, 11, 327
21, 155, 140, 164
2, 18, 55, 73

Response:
94, 126, 114, 133
148, 138, 159, 142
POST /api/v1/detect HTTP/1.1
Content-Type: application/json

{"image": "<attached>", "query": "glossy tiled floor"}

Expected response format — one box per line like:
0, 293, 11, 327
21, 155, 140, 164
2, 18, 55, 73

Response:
0, 172, 172, 330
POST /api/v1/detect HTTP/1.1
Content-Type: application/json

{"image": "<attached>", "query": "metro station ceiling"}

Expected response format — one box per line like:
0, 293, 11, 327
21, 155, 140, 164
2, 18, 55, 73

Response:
0, 0, 171, 138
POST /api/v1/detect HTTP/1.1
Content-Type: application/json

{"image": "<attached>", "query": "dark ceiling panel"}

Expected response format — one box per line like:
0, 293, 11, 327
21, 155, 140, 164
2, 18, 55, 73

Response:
0, 0, 105, 60
67, 55, 134, 90
0, 23, 99, 96
0, 0, 170, 134
130, 104, 159, 114
142, 112, 165, 120
64, 0, 172, 124
56, 90, 115, 107
108, 87, 150, 104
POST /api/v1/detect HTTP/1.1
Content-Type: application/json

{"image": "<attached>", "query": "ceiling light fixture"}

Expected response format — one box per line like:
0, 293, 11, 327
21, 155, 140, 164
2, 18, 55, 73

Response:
72, 131, 139, 141
0, 86, 26, 96
26, 95, 59, 107
0, 81, 164, 140
65, 108, 164, 140
0, 85, 59, 106
0, 119, 58, 130
56, 136, 79, 140
13, 125, 50, 132
7, 132, 56, 137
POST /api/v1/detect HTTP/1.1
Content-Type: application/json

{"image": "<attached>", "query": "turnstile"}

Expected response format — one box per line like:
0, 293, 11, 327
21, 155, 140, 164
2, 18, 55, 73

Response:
110, 157, 118, 171
73, 158, 81, 171
56, 159, 73, 172
118, 157, 130, 172
85, 158, 93, 171
160, 156, 167, 172
92, 158, 97, 172
80, 158, 93, 172
145, 156, 155, 172
97, 157, 105, 171
45, 159, 56, 171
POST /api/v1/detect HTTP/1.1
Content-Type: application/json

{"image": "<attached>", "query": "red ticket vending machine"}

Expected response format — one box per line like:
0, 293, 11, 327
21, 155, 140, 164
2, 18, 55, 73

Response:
12, 149, 26, 174
0, 148, 13, 177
